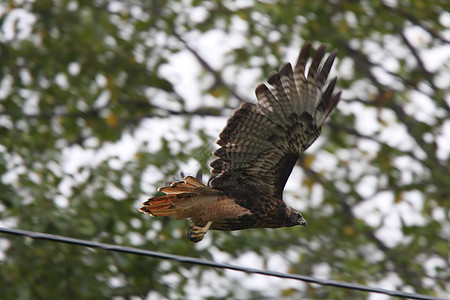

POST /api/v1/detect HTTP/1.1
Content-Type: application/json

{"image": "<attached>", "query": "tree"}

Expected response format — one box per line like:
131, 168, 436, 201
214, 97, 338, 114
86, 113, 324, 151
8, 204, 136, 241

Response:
0, 0, 448, 299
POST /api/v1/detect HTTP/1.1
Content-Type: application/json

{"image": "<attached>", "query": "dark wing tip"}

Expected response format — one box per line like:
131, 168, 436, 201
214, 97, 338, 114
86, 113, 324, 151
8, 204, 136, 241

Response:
294, 42, 312, 72
142, 198, 152, 205
210, 158, 225, 171
323, 49, 338, 74
324, 90, 342, 119
307, 44, 326, 81
322, 77, 338, 99
316, 49, 338, 87
279, 62, 293, 77
316, 77, 340, 123
255, 83, 270, 96
213, 147, 226, 157
328, 49, 338, 61
139, 206, 155, 216
267, 72, 280, 86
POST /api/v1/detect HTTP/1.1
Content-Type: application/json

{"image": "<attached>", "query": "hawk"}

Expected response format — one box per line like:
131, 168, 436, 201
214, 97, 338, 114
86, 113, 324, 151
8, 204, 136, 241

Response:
140, 43, 341, 242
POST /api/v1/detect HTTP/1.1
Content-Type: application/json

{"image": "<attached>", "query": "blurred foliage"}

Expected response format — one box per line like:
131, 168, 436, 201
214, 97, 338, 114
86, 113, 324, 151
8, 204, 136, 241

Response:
0, 0, 449, 299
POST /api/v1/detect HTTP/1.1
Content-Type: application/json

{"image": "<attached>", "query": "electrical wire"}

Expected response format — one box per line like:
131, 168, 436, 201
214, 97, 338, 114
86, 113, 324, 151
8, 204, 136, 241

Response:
0, 227, 444, 300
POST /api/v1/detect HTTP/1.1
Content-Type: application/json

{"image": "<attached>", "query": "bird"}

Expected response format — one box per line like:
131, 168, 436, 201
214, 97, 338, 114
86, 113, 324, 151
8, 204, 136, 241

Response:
139, 43, 341, 242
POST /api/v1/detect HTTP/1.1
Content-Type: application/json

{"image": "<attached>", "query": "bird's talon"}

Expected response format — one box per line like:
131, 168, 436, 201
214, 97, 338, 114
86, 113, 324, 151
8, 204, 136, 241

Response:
187, 221, 212, 243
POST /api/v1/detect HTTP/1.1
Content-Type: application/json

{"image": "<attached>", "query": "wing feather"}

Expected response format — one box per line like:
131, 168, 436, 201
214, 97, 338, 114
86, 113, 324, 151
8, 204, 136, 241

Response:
210, 43, 340, 201
255, 84, 290, 128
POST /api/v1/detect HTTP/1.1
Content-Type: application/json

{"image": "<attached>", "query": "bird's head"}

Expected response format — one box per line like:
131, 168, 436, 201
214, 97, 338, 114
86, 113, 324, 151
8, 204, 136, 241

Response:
286, 206, 307, 227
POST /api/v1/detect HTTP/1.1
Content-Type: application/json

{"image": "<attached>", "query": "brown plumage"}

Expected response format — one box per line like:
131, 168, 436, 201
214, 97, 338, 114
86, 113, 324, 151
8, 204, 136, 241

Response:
140, 43, 341, 242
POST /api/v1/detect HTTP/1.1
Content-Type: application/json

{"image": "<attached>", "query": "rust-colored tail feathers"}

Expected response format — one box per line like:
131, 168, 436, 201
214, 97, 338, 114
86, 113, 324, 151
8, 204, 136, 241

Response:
139, 176, 219, 220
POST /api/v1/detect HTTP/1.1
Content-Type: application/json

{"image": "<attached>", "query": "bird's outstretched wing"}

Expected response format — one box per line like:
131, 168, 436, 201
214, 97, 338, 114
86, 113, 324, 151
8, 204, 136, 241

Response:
209, 43, 341, 199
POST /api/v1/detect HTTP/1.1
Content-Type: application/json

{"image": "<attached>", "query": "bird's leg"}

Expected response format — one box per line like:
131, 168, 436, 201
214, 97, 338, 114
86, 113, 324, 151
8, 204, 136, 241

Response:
187, 221, 212, 243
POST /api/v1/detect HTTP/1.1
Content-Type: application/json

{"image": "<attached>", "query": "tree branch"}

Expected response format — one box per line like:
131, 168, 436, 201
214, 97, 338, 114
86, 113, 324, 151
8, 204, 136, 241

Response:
399, 29, 437, 91
172, 31, 249, 104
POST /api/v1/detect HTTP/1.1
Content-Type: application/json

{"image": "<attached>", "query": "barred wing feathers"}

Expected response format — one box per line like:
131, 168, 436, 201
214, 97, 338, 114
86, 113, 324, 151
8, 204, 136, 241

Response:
210, 43, 341, 198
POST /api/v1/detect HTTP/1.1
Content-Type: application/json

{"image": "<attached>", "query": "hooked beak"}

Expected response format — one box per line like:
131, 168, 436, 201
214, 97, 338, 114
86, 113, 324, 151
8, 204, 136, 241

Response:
299, 217, 307, 227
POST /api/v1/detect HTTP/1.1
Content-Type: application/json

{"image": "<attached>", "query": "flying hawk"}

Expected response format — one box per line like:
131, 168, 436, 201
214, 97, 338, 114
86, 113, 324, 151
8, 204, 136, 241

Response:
140, 43, 341, 242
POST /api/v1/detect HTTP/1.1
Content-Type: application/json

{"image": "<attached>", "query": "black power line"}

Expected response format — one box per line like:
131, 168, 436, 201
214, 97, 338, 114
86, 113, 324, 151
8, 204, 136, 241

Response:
0, 227, 444, 300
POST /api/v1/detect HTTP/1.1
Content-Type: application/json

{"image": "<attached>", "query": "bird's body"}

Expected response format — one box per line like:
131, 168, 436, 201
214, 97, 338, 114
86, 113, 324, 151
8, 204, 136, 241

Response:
187, 181, 299, 231
140, 43, 341, 242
